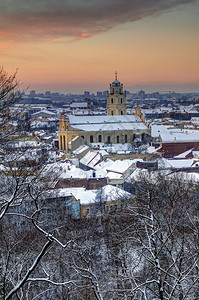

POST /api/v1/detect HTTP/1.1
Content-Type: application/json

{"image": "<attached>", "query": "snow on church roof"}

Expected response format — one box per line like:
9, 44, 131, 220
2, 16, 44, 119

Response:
68, 115, 147, 132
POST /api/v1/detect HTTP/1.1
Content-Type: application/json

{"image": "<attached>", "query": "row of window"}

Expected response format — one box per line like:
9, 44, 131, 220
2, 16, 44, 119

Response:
88, 134, 128, 143
110, 98, 123, 104
110, 88, 122, 94
86, 202, 128, 215
111, 110, 123, 115
60, 133, 129, 149
60, 135, 66, 150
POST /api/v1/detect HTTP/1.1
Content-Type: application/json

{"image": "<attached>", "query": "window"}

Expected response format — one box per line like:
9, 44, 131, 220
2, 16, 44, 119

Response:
117, 135, 119, 143
63, 136, 66, 150
111, 111, 114, 115
98, 135, 102, 142
111, 98, 113, 103
91, 207, 95, 215
90, 135, 93, 143
125, 134, 127, 143
60, 135, 63, 150
86, 208, 90, 215
106, 205, 109, 212
121, 98, 123, 103
81, 135, 84, 139
107, 136, 111, 143
121, 110, 123, 115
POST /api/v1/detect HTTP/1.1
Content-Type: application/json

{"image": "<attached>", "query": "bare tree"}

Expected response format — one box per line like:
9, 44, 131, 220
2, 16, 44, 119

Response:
129, 171, 199, 299
0, 68, 74, 299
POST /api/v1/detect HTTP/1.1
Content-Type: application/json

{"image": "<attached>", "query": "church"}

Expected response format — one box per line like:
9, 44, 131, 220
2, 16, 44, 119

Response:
58, 73, 149, 153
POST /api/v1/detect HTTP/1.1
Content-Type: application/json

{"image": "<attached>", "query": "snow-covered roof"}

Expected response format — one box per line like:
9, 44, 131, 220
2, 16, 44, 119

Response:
173, 148, 194, 159
151, 125, 169, 138
161, 158, 194, 169
94, 149, 109, 156
80, 151, 98, 166
161, 131, 199, 143
70, 102, 88, 108
147, 146, 162, 153
106, 159, 135, 174
192, 151, 199, 157
106, 171, 123, 180
94, 158, 114, 171
87, 153, 101, 168
7, 140, 39, 148
71, 136, 79, 142
73, 145, 90, 155
53, 185, 132, 205
68, 115, 147, 132
32, 110, 56, 116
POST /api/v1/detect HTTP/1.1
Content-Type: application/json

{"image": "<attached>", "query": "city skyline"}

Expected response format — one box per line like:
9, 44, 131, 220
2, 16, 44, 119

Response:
0, 0, 199, 93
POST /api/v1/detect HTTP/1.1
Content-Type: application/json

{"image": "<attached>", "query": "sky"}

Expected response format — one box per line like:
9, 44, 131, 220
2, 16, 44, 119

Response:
0, 0, 199, 94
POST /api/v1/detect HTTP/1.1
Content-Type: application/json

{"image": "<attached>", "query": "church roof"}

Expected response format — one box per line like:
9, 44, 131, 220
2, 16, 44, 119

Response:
68, 115, 147, 132
113, 79, 120, 84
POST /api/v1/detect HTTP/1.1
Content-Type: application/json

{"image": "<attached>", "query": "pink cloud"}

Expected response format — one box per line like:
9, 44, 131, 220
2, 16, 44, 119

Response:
0, 0, 194, 43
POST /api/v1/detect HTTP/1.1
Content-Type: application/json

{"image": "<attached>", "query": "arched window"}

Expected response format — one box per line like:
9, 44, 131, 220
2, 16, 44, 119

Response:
117, 135, 119, 143
98, 135, 102, 142
125, 134, 127, 143
121, 110, 123, 115
90, 135, 93, 143
111, 98, 113, 104
63, 136, 66, 150
111, 111, 114, 115
121, 98, 123, 103
107, 136, 111, 144
81, 135, 84, 139
60, 135, 63, 150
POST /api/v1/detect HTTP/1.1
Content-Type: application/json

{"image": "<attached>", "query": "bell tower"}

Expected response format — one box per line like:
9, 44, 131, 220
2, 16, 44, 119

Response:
107, 72, 127, 116
58, 112, 79, 152
58, 112, 69, 131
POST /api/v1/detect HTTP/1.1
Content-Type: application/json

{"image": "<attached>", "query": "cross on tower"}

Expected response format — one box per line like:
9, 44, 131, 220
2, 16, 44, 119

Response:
115, 71, 118, 80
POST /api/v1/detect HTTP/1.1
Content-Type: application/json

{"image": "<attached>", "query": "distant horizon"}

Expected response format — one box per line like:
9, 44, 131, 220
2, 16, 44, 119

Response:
24, 83, 199, 95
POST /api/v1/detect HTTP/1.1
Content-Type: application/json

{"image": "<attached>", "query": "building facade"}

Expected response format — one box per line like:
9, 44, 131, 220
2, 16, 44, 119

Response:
58, 74, 150, 152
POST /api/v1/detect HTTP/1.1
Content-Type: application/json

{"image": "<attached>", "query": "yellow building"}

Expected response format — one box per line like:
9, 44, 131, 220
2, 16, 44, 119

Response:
56, 185, 133, 222
58, 74, 150, 152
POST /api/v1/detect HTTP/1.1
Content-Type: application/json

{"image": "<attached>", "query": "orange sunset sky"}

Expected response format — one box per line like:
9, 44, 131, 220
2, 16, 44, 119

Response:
0, 0, 199, 93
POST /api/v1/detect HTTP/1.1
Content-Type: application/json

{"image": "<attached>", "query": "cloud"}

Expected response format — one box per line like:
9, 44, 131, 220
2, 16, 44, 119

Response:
0, 0, 195, 42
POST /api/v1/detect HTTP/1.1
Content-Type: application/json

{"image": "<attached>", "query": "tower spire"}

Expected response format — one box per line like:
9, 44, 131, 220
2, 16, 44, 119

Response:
115, 71, 118, 80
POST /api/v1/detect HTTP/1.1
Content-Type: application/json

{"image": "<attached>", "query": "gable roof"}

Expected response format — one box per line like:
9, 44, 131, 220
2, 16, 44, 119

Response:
68, 115, 147, 132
